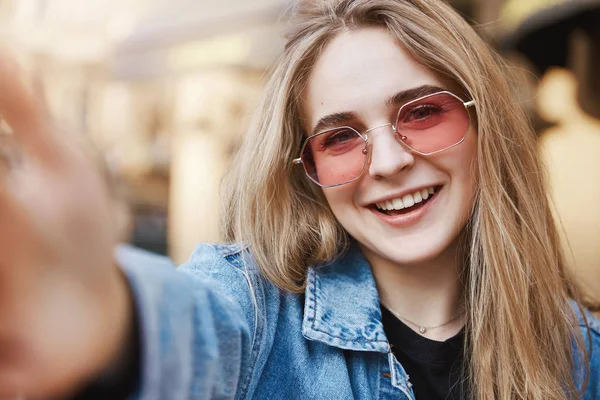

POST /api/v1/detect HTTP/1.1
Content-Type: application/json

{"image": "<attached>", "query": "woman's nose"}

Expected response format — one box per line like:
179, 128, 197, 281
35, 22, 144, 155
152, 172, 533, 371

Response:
367, 126, 415, 179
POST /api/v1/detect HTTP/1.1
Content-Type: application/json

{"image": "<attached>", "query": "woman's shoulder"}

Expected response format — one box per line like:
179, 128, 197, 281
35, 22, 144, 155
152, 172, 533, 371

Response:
178, 242, 263, 287
116, 243, 274, 397
116, 242, 260, 288
571, 302, 600, 396
116, 242, 271, 318
177, 242, 280, 317
583, 311, 600, 336
571, 300, 600, 335
117, 242, 279, 319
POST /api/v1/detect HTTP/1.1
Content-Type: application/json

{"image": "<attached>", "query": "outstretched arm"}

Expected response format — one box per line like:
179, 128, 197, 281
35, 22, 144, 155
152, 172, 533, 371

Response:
0, 53, 256, 400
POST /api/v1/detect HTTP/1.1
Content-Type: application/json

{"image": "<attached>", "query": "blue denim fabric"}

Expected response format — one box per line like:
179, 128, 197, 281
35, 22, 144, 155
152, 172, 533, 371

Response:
116, 243, 600, 400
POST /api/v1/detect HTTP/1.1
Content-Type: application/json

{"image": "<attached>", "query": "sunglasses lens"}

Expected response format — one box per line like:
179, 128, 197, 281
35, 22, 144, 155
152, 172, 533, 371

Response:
301, 127, 367, 187
395, 93, 469, 154
298, 93, 471, 187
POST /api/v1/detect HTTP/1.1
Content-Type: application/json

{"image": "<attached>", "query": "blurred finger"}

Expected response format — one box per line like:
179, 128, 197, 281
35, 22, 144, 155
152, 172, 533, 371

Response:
0, 56, 60, 165
0, 130, 20, 165
0, 131, 25, 194
0, 141, 9, 179
0, 133, 12, 186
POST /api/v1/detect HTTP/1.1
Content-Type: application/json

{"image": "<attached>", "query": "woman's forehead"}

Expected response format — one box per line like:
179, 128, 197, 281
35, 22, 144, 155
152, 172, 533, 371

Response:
301, 27, 444, 128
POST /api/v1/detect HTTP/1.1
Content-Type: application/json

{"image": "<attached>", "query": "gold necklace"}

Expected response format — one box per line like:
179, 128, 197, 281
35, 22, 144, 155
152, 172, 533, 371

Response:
384, 305, 464, 334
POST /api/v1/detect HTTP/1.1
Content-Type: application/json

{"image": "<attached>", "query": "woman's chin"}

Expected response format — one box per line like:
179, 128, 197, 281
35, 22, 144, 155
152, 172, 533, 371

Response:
357, 237, 456, 269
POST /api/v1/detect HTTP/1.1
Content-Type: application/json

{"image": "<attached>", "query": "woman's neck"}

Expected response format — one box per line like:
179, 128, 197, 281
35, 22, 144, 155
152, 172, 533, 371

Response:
360, 242, 465, 341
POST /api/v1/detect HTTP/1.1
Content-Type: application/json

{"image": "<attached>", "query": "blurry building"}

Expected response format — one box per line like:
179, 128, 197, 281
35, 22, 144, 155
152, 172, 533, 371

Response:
0, 0, 286, 262
0, 0, 159, 246
114, 0, 287, 262
502, 0, 600, 302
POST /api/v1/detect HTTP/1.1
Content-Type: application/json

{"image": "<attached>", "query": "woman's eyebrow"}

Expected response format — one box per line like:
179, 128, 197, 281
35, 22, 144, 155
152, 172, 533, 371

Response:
386, 84, 447, 107
311, 111, 356, 135
310, 85, 446, 135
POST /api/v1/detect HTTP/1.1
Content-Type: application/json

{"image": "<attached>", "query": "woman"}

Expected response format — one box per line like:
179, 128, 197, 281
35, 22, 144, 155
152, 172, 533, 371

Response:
0, 0, 598, 399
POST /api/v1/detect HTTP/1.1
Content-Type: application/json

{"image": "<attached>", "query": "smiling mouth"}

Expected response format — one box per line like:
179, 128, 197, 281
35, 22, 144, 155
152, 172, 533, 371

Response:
371, 185, 442, 216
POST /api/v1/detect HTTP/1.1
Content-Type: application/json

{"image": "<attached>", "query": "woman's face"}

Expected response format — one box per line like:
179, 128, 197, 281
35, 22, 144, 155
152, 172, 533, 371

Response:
301, 27, 478, 267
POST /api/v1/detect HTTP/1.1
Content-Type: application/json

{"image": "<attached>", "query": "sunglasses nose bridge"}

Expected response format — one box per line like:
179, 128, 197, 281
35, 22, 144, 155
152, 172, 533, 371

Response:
363, 122, 393, 136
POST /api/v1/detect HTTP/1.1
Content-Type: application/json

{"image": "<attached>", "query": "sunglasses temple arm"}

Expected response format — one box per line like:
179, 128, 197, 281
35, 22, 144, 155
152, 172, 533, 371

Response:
464, 100, 476, 108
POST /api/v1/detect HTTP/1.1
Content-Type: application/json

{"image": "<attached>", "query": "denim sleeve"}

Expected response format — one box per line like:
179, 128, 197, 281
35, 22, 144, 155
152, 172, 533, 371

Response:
116, 244, 257, 400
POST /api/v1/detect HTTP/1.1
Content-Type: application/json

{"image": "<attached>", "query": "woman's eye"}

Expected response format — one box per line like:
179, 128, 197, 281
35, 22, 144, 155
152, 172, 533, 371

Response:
404, 105, 440, 121
322, 130, 355, 146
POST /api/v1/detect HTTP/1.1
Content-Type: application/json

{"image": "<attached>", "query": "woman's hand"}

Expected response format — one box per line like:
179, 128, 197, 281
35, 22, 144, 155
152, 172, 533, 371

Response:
0, 55, 132, 398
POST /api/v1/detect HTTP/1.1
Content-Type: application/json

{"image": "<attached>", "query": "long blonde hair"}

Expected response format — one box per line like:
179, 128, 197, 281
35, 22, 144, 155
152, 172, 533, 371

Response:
222, 0, 589, 398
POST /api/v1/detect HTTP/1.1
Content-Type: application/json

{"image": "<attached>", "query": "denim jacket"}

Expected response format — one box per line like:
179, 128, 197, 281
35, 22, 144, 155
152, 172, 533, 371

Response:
116, 243, 600, 400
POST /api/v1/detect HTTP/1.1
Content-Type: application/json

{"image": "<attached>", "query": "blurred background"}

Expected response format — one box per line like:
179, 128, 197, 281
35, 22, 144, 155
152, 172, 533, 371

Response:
0, 0, 598, 302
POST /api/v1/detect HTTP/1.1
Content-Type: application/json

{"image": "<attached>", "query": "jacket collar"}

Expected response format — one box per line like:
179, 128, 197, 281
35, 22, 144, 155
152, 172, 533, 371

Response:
302, 242, 390, 353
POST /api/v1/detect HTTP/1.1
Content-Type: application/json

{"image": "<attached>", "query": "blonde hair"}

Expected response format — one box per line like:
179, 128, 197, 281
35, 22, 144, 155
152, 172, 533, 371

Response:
222, 0, 590, 398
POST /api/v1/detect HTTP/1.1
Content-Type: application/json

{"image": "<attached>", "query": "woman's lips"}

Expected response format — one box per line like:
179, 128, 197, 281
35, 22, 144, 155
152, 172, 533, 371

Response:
368, 185, 443, 227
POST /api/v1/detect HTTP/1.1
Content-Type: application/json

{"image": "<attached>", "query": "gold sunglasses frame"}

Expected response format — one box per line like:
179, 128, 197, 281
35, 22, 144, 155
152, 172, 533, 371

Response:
292, 90, 476, 188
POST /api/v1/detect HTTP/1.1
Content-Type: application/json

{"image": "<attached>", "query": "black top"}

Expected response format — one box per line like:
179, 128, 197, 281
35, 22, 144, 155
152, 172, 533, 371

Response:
381, 306, 467, 400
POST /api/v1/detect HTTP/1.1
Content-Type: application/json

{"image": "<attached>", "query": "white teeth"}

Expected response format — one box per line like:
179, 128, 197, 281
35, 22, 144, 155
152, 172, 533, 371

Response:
375, 186, 438, 211
414, 192, 423, 203
392, 198, 404, 210
402, 194, 415, 208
